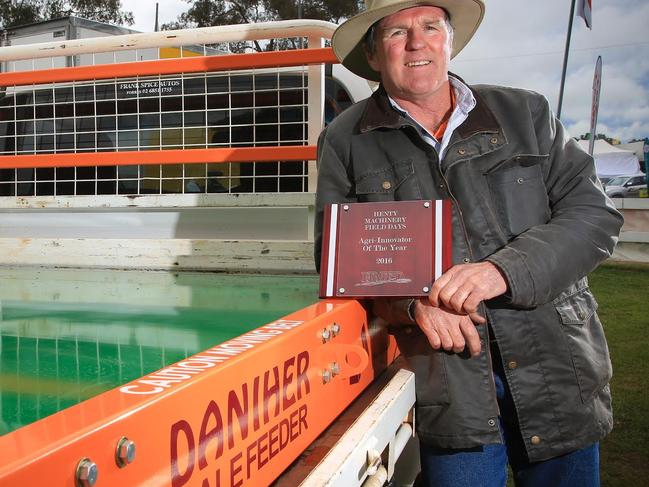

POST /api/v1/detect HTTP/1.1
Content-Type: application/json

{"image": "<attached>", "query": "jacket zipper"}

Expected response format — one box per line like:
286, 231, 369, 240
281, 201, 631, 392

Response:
435, 159, 502, 425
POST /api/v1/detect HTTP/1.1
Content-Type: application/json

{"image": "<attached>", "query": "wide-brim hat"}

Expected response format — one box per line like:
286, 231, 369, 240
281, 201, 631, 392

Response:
332, 0, 485, 81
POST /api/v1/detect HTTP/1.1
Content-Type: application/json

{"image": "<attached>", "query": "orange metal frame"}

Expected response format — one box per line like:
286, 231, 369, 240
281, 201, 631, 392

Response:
0, 47, 337, 170
0, 48, 338, 87
0, 147, 316, 169
0, 300, 398, 487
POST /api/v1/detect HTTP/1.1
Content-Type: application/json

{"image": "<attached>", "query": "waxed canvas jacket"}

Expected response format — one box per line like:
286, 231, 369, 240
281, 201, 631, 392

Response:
314, 81, 623, 462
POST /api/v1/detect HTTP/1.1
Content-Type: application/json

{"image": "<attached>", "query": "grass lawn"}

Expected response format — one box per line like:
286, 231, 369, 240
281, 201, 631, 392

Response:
589, 261, 649, 486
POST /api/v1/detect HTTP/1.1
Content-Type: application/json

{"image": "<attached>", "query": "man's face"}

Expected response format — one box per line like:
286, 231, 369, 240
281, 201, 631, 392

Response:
367, 6, 452, 103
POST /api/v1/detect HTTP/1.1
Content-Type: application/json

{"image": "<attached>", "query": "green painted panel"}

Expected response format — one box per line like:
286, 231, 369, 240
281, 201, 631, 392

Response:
0, 268, 319, 436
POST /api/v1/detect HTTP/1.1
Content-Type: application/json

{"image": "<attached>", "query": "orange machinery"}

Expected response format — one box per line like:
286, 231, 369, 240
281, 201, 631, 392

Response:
0, 299, 407, 486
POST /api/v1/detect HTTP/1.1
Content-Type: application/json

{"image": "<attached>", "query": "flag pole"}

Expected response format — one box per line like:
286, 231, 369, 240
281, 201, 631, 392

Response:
557, 0, 577, 119
588, 56, 602, 156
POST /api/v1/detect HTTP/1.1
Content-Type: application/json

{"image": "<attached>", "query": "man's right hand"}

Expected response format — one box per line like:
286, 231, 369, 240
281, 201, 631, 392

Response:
412, 299, 482, 357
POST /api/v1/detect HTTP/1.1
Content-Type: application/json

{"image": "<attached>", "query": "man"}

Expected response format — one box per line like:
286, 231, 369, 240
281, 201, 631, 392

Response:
314, 1, 623, 486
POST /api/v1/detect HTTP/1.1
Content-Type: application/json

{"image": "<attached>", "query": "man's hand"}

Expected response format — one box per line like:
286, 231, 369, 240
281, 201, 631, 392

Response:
412, 300, 482, 356
429, 262, 508, 324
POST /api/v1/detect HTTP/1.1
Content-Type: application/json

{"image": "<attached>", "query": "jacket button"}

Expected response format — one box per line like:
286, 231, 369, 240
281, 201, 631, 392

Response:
463, 257, 470, 263
490, 137, 499, 144
507, 361, 518, 370
517, 177, 524, 184
382, 181, 392, 190
531, 435, 541, 445
458, 148, 466, 155
487, 418, 497, 427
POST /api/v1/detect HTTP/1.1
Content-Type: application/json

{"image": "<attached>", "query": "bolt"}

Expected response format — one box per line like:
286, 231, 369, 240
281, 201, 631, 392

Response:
343, 204, 349, 211
423, 286, 430, 293
330, 322, 341, 336
366, 449, 382, 476
339, 287, 345, 294
76, 458, 98, 487
322, 369, 332, 384
320, 327, 331, 343
330, 362, 340, 376
116, 437, 136, 467
424, 201, 430, 208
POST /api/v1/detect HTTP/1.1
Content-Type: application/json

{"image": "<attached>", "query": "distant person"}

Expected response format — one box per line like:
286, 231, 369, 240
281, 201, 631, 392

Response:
314, 1, 623, 486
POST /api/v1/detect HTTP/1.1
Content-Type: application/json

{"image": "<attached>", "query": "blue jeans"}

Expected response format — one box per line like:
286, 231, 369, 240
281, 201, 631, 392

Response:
418, 367, 600, 487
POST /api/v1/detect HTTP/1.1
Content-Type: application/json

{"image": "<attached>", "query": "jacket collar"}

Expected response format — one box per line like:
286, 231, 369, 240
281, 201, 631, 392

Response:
359, 74, 501, 138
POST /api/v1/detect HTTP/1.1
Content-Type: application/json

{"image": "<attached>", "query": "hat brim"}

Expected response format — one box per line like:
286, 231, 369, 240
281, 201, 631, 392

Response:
332, 0, 485, 81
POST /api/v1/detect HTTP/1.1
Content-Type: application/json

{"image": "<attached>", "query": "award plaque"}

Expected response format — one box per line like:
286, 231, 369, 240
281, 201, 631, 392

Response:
319, 200, 452, 298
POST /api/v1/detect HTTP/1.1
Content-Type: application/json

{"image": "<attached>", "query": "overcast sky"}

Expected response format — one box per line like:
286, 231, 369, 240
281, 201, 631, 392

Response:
122, 0, 649, 143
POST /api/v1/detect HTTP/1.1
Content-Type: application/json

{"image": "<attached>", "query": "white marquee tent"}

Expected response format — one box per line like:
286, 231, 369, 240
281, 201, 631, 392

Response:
618, 140, 645, 162
578, 139, 641, 177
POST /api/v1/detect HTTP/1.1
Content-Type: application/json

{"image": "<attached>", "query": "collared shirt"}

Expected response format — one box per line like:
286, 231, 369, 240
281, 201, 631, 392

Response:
388, 75, 476, 160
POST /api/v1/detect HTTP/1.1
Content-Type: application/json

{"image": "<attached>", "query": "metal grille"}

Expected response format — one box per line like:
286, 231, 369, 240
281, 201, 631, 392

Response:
0, 314, 192, 428
0, 64, 310, 195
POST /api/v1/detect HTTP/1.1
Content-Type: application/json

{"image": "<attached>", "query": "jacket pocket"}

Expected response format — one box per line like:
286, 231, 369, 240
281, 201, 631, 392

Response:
486, 155, 550, 238
554, 283, 612, 403
355, 159, 420, 201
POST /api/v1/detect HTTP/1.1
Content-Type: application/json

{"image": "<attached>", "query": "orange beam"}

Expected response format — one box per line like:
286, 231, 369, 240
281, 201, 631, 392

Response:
0, 300, 399, 487
0, 47, 339, 87
0, 146, 317, 169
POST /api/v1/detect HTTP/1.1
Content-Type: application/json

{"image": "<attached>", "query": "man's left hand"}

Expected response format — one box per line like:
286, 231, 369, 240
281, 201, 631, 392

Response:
428, 262, 508, 323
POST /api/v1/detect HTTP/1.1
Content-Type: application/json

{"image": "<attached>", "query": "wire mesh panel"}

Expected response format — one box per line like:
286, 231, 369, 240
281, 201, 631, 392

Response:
0, 66, 311, 196
0, 325, 190, 433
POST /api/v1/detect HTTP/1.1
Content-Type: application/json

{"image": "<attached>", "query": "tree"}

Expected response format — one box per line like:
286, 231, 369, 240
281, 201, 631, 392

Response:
162, 0, 272, 52
266, 0, 362, 24
576, 133, 619, 146
0, 0, 134, 30
0, 1, 42, 29
162, 0, 362, 52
